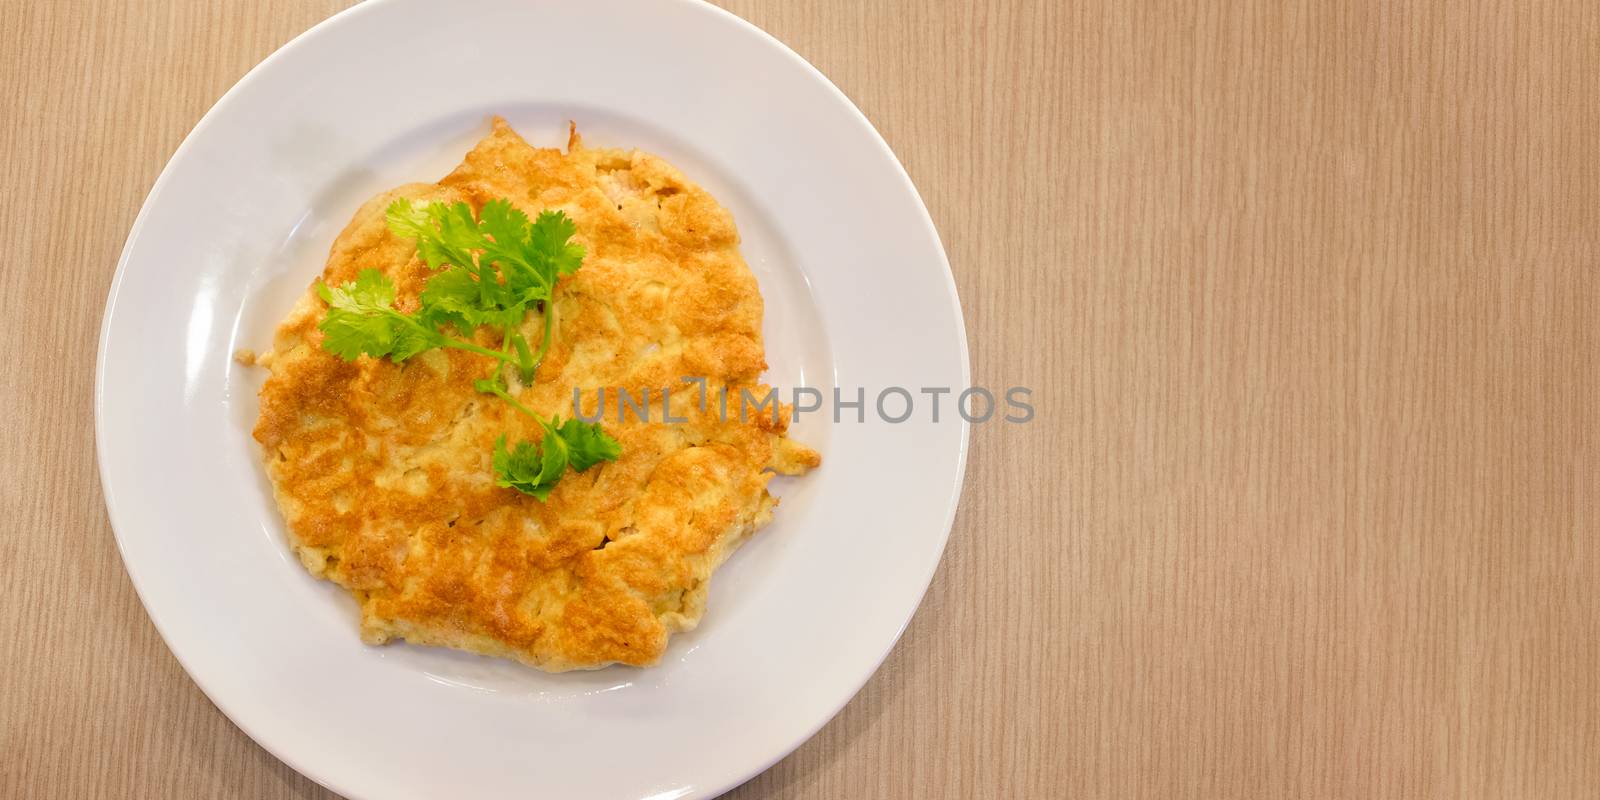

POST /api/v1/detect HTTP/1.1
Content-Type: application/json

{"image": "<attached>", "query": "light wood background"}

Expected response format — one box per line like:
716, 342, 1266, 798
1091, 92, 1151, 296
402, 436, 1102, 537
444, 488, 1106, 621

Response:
4, 0, 1598, 797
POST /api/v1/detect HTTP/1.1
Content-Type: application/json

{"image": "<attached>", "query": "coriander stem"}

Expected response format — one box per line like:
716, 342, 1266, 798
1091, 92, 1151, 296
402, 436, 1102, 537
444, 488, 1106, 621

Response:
481, 382, 544, 422
510, 335, 531, 382
530, 299, 556, 376
438, 336, 517, 363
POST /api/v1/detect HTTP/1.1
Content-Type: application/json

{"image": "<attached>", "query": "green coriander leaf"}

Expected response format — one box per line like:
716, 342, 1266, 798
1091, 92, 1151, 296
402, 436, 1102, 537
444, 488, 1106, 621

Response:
478, 201, 544, 302
386, 198, 483, 271
319, 305, 402, 361
528, 210, 586, 279
388, 324, 439, 361
479, 199, 531, 257
488, 414, 620, 499
479, 304, 527, 330
553, 416, 623, 471
319, 267, 397, 310
492, 433, 562, 500
418, 265, 487, 332
538, 432, 568, 482
427, 201, 484, 266
384, 198, 433, 240
316, 269, 441, 362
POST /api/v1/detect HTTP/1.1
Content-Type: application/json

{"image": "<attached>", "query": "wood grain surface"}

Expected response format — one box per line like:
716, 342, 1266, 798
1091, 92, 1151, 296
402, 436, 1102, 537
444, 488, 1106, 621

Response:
4, 1, 1598, 797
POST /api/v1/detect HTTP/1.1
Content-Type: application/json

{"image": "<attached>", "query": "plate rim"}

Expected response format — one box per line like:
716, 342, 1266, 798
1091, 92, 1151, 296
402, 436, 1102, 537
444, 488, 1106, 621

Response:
95, 0, 971, 796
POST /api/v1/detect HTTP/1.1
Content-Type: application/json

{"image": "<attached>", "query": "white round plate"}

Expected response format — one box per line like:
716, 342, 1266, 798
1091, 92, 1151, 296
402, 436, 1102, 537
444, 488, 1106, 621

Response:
96, 1, 968, 797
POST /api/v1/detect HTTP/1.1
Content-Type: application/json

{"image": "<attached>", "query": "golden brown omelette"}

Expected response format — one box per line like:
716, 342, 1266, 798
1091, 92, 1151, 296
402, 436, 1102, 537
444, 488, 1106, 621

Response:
252, 118, 819, 671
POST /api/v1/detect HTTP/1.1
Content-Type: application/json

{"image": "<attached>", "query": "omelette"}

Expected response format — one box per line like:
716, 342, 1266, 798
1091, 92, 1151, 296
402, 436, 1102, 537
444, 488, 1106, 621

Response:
251, 118, 819, 671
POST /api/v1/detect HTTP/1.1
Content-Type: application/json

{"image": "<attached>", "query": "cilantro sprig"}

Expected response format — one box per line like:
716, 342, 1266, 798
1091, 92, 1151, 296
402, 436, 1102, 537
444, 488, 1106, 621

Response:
317, 269, 517, 364
492, 419, 622, 500
385, 197, 584, 377
312, 198, 620, 499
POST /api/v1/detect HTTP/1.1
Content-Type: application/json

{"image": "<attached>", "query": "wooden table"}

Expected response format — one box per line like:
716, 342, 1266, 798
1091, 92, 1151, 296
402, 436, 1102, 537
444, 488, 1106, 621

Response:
6, 1, 1598, 797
